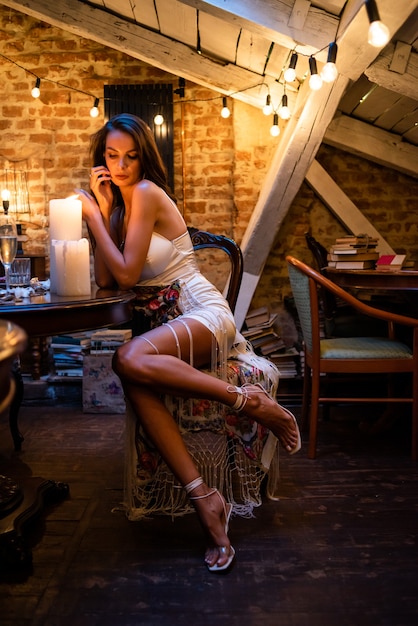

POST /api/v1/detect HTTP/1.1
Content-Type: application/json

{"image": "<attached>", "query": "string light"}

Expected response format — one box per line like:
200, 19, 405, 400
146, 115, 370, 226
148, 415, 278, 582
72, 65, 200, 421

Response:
321, 42, 339, 83
278, 94, 291, 120
263, 94, 273, 116
270, 113, 280, 137
221, 97, 231, 118
31, 77, 41, 98
284, 52, 298, 83
89, 97, 100, 118
309, 57, 323, 91
154, 113, 164, 125
1, 189, 10, 212
365, 0, 390, 47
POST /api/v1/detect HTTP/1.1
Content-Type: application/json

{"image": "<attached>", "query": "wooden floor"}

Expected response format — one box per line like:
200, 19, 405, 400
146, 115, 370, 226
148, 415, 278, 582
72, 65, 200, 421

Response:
1, 384, 417, 626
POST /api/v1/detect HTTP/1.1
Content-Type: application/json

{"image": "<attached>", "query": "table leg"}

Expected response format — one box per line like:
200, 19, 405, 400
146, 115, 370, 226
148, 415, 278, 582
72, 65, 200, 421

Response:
9, 358, 24, 452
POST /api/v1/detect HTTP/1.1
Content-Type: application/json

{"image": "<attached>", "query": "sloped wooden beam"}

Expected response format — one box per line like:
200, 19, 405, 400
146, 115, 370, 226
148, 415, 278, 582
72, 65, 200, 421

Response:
365, 44, 418, 101
178, 0, 339, 55
305, 160, 395, 255
324, 114, 418, 179
0, 0, 287, 109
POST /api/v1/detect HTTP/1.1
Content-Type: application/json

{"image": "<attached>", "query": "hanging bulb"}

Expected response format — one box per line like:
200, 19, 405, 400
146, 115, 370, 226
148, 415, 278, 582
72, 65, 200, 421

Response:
221, 97, 231, 119
154, 113, 164, 125
263, 94, 273, 116
31, 77, 41, 98
284, 52, 298, 83
90, 98, 100, 118
365, 0, 390, 47
278, 94, 291, 120
321, 42, 339, 83
309, 57, 323, 91
270, 113, 280, 137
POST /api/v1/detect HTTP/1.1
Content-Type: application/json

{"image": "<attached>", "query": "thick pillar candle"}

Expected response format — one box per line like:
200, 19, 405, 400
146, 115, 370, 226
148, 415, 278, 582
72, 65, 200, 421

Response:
51, 239, 91, 296
49, 197, 82, 241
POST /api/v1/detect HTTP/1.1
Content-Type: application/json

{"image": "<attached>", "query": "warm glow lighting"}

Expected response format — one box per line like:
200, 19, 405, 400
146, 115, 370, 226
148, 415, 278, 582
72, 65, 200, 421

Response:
270, 113, 280, 137
1, 189, 11, 202
365, 0, 390, 47
31, 77, 41, 98
284, 52, 298, 83
278, 94, 291, 120
309, 57, 323, 91
90, 98, 100, 118
368, 21, 390, 47
263, 94, 273, 116
221, 97, 231, 119
154, 113, 164, 125
321, 42, 339, 83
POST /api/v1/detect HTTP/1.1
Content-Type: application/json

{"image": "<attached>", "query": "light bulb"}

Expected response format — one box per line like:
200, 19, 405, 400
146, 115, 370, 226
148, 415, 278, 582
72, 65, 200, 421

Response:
321, 42, 338, 83
278, 95, 291, 120
284, 52, 298, 83
90, 98, 100, 118
221, 97, 230, 119
321, 62, 338, 83
154, 113, 164, 125
1, 189, 11, 202
31, 77, 41, 98
263, 95, 273, 116
270, 113, 280, 137
368, 21, 390, 47
309, 57, 323, 91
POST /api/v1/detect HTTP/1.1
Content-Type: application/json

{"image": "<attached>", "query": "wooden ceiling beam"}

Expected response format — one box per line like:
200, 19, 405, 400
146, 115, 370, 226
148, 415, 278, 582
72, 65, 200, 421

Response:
178, 0, 339, 55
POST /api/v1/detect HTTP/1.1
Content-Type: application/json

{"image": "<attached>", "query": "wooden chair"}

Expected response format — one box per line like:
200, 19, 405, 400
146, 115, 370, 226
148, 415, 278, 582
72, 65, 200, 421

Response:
124, 230, 280, 520
286, 255, 418, 460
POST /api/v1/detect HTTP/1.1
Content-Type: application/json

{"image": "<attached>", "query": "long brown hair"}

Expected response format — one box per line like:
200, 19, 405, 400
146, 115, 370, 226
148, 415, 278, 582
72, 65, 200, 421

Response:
89, 113, 175, 208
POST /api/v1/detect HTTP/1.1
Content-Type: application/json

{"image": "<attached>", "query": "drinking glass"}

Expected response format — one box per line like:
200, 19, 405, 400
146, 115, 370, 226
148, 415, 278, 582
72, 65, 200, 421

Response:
0, 213, 18, 293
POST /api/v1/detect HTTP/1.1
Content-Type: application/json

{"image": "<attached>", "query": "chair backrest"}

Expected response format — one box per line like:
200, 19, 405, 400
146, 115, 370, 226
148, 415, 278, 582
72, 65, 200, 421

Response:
287, 259, 317, 354
188, 227, 243, 313
305, 232, 337, 319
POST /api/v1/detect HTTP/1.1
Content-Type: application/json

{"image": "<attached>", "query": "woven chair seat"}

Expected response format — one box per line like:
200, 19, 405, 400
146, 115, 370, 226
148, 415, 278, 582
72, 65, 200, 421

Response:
321, 337, 413, 359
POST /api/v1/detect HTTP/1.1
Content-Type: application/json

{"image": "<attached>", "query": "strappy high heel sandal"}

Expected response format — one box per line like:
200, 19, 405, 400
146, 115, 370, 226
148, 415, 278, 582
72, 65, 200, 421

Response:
227, 382, 301, 455
185, 477, 235, 572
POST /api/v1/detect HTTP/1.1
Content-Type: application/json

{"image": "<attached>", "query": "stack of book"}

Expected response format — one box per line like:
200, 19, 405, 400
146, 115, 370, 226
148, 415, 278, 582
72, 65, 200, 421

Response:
242, 306, 284, 357
50, 332, 92, 378
376, 254, 406, 271
90, 329, 133, 353
327, 235, 379, 269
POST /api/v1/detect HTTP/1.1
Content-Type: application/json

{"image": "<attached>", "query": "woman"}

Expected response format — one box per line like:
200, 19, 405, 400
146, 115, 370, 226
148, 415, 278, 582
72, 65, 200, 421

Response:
76, 113, 300, 572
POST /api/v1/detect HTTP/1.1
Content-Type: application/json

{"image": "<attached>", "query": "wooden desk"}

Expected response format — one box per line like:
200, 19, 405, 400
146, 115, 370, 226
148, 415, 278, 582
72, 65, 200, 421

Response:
325, 268, 418, 291
0, 286, 135, 450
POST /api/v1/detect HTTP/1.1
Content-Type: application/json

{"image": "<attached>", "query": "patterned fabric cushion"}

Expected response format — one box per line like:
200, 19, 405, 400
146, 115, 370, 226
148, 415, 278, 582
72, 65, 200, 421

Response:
321, 336, 413, 359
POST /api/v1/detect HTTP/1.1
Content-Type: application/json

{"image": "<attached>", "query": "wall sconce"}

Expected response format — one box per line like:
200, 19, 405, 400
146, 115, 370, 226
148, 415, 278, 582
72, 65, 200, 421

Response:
365, 0, 390, 47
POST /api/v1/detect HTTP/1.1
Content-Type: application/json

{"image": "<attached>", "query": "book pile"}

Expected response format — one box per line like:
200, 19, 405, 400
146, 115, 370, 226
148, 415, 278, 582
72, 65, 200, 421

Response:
327, 235, 379, 270
242, 306, 285, 357
376, 254, 406, 272
90, 328, 133, 353
50, 332, 92, 378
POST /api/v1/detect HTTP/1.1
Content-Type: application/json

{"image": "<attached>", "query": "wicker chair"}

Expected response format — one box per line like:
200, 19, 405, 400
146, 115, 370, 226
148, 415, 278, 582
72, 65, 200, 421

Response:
286, 255, 418, 460
124, 230, 280, 520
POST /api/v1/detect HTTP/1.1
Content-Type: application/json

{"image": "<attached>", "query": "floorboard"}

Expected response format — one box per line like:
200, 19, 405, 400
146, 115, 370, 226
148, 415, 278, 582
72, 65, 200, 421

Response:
0, 392, 417, 626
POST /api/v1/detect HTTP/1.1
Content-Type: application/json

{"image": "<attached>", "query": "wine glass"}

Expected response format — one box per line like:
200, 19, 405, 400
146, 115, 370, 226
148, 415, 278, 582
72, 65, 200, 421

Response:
0, 211, 18, 293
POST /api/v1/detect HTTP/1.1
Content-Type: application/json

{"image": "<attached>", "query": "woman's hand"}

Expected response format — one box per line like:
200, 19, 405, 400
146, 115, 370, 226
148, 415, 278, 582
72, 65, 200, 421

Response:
89, 166, 114, 218
75, 188, 105, 226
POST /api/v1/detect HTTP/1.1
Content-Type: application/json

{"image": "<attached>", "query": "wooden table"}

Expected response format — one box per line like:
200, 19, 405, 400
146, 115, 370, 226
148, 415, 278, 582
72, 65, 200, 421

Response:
0, 286, 135, 450
325, 267, 418, 291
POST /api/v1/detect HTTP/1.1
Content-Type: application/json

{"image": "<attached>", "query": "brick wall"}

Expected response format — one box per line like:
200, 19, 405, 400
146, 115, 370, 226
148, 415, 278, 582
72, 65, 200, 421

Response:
1, 6, 417, 314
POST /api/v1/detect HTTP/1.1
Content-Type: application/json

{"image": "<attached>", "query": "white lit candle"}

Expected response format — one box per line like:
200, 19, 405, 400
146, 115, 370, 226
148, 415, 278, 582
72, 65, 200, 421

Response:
49, 197, 82, 241
51, 239, 91, 296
